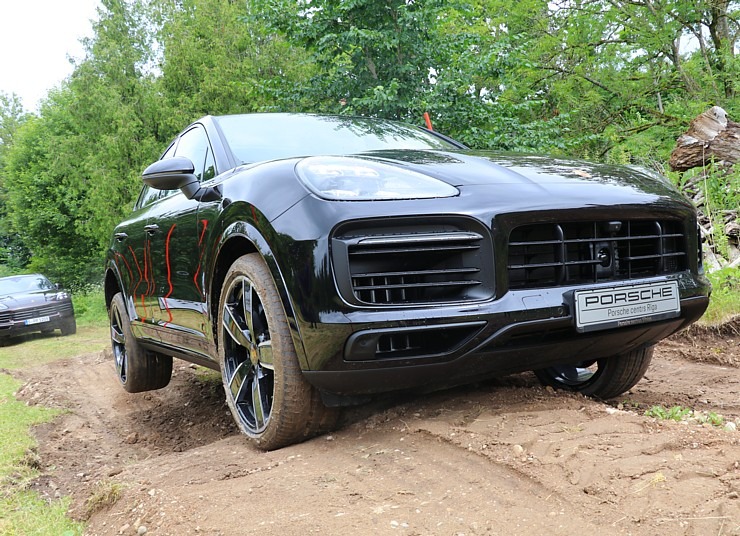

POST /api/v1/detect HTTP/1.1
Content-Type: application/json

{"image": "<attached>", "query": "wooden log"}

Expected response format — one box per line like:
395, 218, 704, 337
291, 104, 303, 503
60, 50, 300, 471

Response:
669, 106, 740, 171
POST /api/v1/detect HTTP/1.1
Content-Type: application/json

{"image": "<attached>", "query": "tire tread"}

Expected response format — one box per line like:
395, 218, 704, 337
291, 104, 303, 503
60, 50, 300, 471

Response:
218, 255, 338, 450
110, 293, 173, 393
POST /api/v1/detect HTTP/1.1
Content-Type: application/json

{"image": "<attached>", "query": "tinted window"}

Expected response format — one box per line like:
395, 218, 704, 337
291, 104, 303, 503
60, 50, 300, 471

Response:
215, 114, 457, 164
137, 142, 179, 208
176, 126, 216, 181
137, 127, 218, 209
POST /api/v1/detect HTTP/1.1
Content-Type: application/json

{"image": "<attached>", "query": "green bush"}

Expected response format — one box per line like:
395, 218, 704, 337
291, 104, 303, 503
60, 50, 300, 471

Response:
703, 268, 740, 325
71, 287, 108, 327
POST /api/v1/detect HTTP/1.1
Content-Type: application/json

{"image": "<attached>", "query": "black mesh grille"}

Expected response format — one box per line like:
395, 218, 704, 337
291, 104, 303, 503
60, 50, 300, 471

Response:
345, 231, 485, 305
507, 220, 687, 290
0, 302, 72, 324
375, 324, 482, 359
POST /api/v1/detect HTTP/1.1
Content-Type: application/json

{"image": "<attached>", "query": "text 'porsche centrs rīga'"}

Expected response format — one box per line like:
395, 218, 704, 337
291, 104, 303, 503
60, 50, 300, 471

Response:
105, 113, 710, 450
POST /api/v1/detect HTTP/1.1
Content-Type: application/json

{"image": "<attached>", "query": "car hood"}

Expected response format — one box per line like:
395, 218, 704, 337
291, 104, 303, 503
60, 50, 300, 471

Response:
0, 291, 59, 309
357, 149, 687, 203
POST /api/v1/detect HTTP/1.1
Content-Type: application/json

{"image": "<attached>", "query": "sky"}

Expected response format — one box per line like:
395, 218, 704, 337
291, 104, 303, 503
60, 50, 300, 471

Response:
0, 0, 100, 111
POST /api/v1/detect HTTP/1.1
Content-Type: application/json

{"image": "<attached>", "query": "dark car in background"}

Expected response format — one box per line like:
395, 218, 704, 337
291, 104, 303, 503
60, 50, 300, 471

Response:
105, 113, 711, 450
0, 274, 76, 339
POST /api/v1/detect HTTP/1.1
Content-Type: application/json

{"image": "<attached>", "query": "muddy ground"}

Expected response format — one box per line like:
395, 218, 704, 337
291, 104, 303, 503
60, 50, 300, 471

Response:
10, 321, 740, 536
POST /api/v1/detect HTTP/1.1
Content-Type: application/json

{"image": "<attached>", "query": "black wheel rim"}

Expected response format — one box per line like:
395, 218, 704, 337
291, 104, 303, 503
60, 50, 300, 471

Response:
542, 360, 600, 388
221, 275, 274, 435
110, 304, 128, 384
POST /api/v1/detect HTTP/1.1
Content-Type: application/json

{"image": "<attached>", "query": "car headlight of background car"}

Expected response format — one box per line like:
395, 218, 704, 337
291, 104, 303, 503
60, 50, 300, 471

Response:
296, 156, 460, 201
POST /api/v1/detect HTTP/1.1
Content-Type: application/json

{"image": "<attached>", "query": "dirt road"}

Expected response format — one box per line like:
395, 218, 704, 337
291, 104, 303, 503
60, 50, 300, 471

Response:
13, 322, 740, 535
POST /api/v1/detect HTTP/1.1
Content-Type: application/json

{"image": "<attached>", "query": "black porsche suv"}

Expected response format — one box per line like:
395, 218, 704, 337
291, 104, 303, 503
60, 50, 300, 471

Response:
105, 113, 710, 449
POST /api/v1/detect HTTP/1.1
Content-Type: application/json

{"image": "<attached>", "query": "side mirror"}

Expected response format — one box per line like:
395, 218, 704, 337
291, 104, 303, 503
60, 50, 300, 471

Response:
142, 157, 200, 198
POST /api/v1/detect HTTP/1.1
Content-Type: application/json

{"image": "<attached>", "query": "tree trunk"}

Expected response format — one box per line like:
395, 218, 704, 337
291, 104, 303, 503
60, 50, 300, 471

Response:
669, 106, 740, 172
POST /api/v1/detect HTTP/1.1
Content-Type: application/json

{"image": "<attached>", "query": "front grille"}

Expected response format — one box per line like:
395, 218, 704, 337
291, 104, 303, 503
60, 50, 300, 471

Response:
507, 220, 687, 290
333, 218, 493, 306
0, 301, 72, 324
348, 232, 483, 304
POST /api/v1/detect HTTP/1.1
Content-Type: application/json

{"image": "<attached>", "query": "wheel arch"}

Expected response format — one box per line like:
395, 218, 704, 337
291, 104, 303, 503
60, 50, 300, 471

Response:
208, 222, 309, 370
104, 262, 123, 311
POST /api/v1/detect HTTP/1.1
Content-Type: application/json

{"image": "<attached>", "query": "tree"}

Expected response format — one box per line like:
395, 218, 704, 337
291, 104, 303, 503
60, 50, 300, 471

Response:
504, 0, 740, 162
2, 0, 162, 287
154, 0, 317, 127
0, 92, 31, 273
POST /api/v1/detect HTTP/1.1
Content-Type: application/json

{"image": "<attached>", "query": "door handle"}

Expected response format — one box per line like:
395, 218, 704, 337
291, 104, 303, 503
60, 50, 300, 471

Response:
144, 224, 160, 235
114, 232, 128, 242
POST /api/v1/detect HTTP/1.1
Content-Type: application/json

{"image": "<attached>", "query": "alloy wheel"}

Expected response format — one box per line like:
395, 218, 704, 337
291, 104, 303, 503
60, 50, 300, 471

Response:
110, 304, 128, 384
221, 275, 275, 434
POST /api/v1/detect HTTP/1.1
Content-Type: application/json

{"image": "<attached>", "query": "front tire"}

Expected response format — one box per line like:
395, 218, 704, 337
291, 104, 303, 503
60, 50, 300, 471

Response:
60, 317, 77, 336
217, 254, 338, 450
109, 292, 172, 393
534, 346, 654, 399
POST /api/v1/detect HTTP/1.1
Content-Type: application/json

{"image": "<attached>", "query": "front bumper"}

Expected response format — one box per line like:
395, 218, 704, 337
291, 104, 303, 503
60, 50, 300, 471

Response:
299, 274, 710, 395
0, 303, 75, 338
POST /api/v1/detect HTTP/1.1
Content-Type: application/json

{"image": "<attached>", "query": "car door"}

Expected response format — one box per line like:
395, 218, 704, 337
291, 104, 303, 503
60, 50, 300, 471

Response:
110, 142, 179, 344
146, 125, 217, 358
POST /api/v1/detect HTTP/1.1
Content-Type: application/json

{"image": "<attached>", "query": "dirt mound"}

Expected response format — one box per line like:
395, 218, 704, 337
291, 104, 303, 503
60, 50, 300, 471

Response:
666, 317, 740, 368
12, 328, 740, 536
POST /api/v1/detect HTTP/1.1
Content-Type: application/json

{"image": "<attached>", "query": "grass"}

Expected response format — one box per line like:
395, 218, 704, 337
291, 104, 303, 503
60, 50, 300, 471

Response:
644, 404, 732, 429
0, 326, 109, 371
701, 268, 740, 326
0, 288, 108, 535
0, 287, 109, 370
0, 374, 84, 536
70, 287, 108, 329
84, 480, 123, 520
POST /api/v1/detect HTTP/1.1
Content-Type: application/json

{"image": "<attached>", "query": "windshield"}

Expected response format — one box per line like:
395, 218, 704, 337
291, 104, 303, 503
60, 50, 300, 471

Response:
214, 114, 458, 164
0, 275, 54, 295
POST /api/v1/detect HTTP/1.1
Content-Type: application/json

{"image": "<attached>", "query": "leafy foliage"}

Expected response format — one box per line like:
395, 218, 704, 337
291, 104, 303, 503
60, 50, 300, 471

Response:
0, 93, 31, 271
0, 0, 739, 288
703, 268, 740, 325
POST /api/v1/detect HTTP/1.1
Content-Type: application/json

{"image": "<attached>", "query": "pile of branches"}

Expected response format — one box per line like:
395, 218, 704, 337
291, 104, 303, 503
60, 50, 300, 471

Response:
669, 106, 740, 271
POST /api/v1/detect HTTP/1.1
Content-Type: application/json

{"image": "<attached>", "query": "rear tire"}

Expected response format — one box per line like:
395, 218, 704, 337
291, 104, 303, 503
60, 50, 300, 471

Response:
217, 253, 338, 450
534, 346, 654, 399
109, 292, 172, 393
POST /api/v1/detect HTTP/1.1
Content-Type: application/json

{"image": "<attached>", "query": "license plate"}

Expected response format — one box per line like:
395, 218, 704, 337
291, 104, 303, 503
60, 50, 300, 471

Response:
25, 316, 50, 326
574, 281, 680, 333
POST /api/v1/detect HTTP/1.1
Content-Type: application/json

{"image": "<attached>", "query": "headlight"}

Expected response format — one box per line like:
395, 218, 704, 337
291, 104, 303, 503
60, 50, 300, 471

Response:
295, 156, 459, 201
55, 292, 69, 300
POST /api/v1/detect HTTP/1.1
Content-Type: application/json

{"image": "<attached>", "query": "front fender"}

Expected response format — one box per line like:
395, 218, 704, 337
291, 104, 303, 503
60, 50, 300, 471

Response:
207, 218, 312, 371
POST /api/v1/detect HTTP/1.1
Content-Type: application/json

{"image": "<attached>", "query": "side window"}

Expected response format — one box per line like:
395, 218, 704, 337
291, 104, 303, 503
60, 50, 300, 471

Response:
136, 142, 179, 209
175, 126, 216, 181
203, 149, 216, 181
